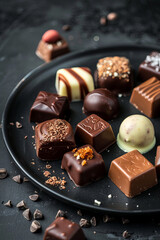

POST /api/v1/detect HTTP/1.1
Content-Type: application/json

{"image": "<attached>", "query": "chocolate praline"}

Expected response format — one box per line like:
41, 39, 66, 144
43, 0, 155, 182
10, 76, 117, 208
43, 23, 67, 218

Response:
83, 88, 119, 121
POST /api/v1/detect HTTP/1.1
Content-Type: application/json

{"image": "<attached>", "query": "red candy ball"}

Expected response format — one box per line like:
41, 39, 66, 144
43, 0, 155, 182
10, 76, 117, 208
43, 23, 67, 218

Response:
42, 30, 60, 43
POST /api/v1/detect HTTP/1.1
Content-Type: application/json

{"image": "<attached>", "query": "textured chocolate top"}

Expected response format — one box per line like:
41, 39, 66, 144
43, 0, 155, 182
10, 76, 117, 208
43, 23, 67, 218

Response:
142, 52, 160, 72
97, 56, 130, 79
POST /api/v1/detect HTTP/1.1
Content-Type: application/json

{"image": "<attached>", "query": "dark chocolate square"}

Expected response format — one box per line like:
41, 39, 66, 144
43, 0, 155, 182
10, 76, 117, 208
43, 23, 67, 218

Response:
61, 145, 106, 186
75, 114, 116, 153
30, 91, 70, 123
43, 217, 85, 240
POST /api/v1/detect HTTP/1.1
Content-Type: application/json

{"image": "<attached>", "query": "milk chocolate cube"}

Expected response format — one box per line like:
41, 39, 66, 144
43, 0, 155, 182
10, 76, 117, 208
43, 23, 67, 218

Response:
108, 150, 157, 198
55, 67, 94, 101
155, 146, 160, 176
30, 91, 70, 123
61, 145, 106, 186
138, 52, 160, 82
35, 119, 76, 160
43, 217, 85, 240
75, 114, 116, 153
130, 77, 160, 118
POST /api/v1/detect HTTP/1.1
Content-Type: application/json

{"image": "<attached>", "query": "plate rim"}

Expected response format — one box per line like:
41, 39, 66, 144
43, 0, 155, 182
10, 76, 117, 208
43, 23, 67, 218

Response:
2, 44, 160, 215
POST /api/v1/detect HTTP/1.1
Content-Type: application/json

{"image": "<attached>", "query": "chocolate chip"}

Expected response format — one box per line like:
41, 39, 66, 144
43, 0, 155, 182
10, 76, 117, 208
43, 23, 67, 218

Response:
103, 215, 114, 223
77, 209, 82, 216
55, 210, 66, 219
0, 168, 7, 179
4, 200, 12, 207
23, 177, 29, 182
79, 218, 90, 228
107, 12, 117, 21
16, 200, 27, 209
30, 220, 41, 233
100, 16, 107, 25
29, 194, 39, 202
90, 216, 96, 227
33, 209, 43, 220
16, 121, 22, 128
122, 230, 130, 239
122, 218, 130, 224
62, 24, 71, 31
23, 209, 31, 221
12, 175, 22, 183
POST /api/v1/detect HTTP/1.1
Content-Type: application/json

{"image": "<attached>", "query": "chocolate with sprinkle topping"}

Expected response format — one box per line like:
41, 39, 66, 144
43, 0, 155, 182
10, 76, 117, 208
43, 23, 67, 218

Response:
0, 168, 7, 179
30, 220, 41, 233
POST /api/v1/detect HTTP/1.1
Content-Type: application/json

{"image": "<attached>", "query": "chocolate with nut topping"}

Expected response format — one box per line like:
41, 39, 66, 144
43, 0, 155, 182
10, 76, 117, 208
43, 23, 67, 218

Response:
95, 56, 133, 95
35, 119, 76, 160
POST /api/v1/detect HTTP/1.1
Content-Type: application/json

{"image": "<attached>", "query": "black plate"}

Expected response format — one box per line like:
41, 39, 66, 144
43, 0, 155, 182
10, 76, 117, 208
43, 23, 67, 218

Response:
2, 45, 160, 215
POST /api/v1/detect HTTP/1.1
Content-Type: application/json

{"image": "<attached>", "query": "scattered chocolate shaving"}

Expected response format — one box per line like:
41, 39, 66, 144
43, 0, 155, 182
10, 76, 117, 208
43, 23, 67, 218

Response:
100, 16, 107, 25
16, 121, 23, 129
62, 24, 71, 31
31, 161, 35, 165
16, 200, 27, 210
79, 218, 90, 228
0, 168, 8, 179
24, 135, 28, 139
107, 12, 117, 21
90, 216, 96, 227
77, 209, 82, 216
12, 175, 22, 183
33, 209, 43, 220
29, 194, 39, 202
122, 218, 130, 224
30, 220, 41, 233
55, 210, 66, 219
4, 200, 12, 207
46, 164, 52, 169
23, 208, 31, 221
103, 215, 114, 223
9, 122, 14, 126
43, 171, 51, 177
23, 177, 29, 182
122, 230, 130, 239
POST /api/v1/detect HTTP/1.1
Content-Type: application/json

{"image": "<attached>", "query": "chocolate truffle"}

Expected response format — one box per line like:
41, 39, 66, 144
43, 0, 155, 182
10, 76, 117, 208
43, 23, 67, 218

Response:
61, 145, 106, 186
36, 29, 69, 62
108, 150, 158, 198
83, 88, 119, 121
35, 119, 76, 160
130, 77, 160, 118
138, 52, 160, 82
155, 146, 160, 176
117, 115, 156, 154
75, 114, 116, 153
95, 56, 133, 95
55, 67, 94, 101
30, 91, 70, 123
43, 217, 85, 240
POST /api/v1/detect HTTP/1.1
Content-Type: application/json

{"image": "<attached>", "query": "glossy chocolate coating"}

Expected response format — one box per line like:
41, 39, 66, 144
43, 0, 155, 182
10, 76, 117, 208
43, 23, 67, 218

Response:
61, 145, 106, 186
35, 119, 76, 160
30, 91, 70, 123
138, 52, 160, 82
36, 37, 69, 62
83, 88, 119, 121
155, 146, 160, 176
43, 217, 85, 240
130, 77, 160, 118
109, 150, 157, 198
75, 114, 116, 153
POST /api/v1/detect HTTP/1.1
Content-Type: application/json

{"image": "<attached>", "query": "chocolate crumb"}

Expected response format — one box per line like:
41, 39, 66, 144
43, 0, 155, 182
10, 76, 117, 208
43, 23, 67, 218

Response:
23, 208, 31, 221
79, 218, 90, 228
93, 231, 96, 234
122, 218, 130, 224
122, 230, 130, 239
16, 200, 27, 210
77, 209, 82, 216
12, 175, 22, 183
55, 210, 66, 219
16, 121, 23, 129
23, 177, 29, 182
45, 176, 66, 189
94, 199, 101, 206
46, 164, 52, 169
24, 135, 28, 139
100, 16, 107, 25
30, 220, 41, 233
107, 12, 117, 21
62, 24, 71, 31
9, 122, 14, 126
90, 216, 96, 227
103, 215, 114, 223
32, 125, 35, 130
0, 168, 8, 179
29, 194, 39, 202
4, 200, 12, 207
33, 209, 43, 220
43, 171, 51, 177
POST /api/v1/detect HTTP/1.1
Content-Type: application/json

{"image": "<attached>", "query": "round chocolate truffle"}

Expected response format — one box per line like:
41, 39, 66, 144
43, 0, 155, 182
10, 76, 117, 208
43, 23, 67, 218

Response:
83, 88, 119, 120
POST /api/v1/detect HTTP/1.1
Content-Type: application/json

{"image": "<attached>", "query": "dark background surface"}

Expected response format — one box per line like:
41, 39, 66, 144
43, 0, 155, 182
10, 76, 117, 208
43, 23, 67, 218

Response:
1, 0, 160, 239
